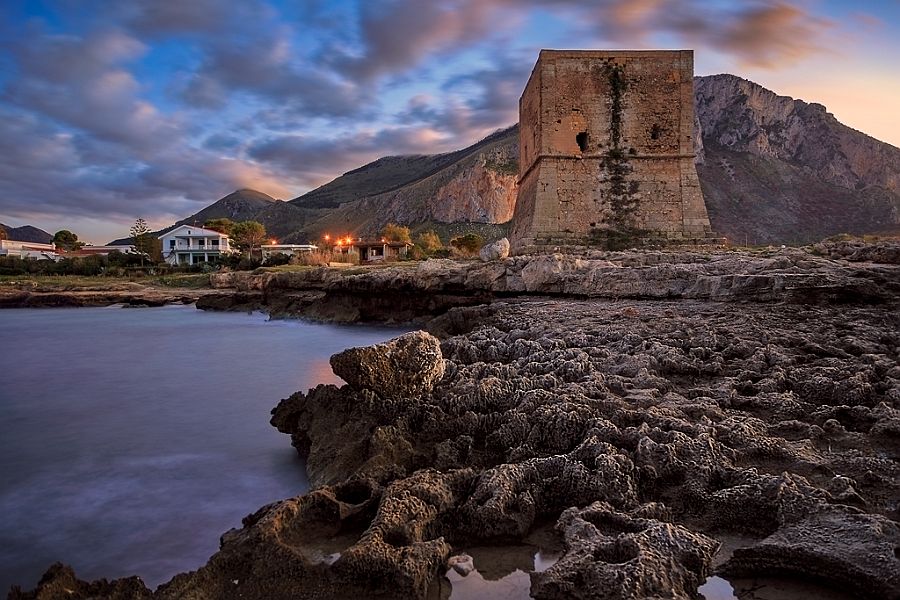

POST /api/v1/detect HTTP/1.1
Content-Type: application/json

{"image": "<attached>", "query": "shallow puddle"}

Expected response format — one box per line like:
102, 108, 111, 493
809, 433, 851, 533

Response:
700, 574, 859, 600
430, 526, 561, 599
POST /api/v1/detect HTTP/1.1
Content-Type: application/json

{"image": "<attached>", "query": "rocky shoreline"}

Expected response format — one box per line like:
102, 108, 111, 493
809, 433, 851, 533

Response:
0, 283, 215, 309
196, 241, 900, 324
9, 242, 900, 600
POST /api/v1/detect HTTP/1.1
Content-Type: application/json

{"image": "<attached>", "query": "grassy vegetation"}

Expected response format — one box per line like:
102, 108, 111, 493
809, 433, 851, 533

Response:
410, 221, 510, 245
153, 274, 212, 288
0, 273, 212, 291
483, 158, 519, 175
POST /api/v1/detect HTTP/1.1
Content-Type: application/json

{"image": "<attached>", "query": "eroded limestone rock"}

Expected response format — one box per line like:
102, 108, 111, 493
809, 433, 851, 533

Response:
531, 502, 719, 600
722, 508, 900, 600
19, 296, 900, 599
330, 331, 445, 398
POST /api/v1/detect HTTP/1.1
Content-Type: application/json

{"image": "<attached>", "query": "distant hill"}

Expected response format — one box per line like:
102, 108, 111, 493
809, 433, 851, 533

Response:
171, 188, 280, 226
109, 189, 327, 245
147, 74, 900, 247
284, 126, 518, 242
0, 224, 53, 244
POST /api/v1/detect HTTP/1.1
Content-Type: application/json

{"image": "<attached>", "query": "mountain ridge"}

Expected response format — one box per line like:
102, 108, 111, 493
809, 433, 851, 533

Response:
109, 73, 899, 246
0, 224, 53, 244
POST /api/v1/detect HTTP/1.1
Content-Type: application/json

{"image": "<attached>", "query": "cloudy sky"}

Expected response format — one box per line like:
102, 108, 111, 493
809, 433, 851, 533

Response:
0, 0, 898, 243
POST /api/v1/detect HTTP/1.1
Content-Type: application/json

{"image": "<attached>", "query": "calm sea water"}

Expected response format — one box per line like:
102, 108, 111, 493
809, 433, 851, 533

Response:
0, 305, 406, 592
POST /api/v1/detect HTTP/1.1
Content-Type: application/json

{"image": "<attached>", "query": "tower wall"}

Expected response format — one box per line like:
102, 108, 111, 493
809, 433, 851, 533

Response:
510, 50, 712, 253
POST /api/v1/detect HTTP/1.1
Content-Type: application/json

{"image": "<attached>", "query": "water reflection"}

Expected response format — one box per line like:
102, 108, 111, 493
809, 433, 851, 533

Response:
438, 527, 562, 600
0, 306, 408, 592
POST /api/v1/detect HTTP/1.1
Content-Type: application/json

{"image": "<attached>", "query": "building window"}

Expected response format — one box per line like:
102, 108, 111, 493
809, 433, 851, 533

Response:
169, 240, 175, 249
198, 239, 205, 246
211, 239, 219, 246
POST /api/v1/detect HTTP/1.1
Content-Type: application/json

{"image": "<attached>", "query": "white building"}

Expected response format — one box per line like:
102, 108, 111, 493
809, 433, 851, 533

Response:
159, 225, 232, 266
0, 240, 59, 260
261, 243, 318, 259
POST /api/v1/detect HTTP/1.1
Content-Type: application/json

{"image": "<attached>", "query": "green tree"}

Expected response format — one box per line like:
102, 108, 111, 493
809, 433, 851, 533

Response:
231, 221, 267, 259
204, 218, 235, 236
381, 223, 412, 243
53, 229, 83, 251
130, 218, 153, 267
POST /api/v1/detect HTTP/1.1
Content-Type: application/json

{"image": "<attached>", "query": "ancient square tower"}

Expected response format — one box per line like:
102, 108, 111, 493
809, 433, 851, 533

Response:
510, 50, 713, 254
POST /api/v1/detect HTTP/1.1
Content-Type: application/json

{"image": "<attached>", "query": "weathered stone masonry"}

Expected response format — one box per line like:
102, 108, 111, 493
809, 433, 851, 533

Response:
510, 50, 713, 254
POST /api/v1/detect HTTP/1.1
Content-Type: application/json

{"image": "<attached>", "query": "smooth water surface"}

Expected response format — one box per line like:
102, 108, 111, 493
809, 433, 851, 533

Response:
0, 305, 407, 592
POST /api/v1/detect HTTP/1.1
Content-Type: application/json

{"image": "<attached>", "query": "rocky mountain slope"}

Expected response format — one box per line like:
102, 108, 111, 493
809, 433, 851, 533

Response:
282, 75, 898, 245
695, 74, 900, 244
127, 74, 899, 247
0, 224, 52, 244
288, 126, 518, 240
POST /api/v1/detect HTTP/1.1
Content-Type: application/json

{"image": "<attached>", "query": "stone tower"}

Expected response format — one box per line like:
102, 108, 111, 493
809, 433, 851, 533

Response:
510, 50, 712, 254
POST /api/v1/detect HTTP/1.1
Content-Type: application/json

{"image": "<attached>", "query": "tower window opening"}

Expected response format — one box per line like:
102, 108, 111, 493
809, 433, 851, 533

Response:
576, 131, 589, 152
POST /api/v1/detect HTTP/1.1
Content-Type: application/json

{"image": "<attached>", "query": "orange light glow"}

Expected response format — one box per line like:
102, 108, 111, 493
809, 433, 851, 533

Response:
270, 239, 277, 245
324, 234, 330, 241
336, 240, 343, 246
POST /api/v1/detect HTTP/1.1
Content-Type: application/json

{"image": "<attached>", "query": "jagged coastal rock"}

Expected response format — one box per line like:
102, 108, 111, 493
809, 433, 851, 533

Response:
13, 243, 900, 599
330, 331, 445, 398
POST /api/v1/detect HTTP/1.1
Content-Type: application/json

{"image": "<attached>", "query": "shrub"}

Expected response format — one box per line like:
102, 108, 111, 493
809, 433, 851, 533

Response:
382, 223, 412, 244
264, 252, 292, 266
449, 233, 484, 256
292, 251, 331, 266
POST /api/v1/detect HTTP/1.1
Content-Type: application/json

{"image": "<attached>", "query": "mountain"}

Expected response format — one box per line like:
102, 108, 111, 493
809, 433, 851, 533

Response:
164, 187, 330, 242
174, 188, 280, 225
694, 74, 900, 244
0, 224, 53, 244
108, 188, 327, 245
276, 74, 898, 245
141, 74, 899, 247
284, 126, 518, 242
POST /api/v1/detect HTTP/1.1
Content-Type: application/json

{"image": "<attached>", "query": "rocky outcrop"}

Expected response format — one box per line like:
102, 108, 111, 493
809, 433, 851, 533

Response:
722, 509, 900, 599
18, 293, 900, 599
0, 285, 211, 309
531, 502, 719, 600
428, 149, 518, 224
8, 563, 151, 600
330, 331, 445, 398
255, 299, 900, 597
200, 244, 900, 324
479, 237, 510, 262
